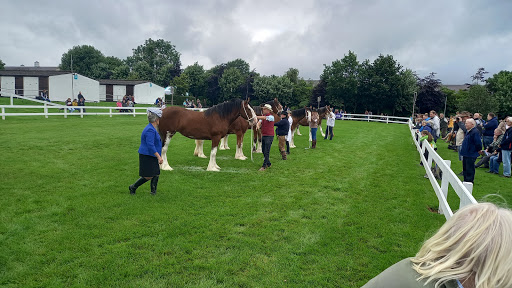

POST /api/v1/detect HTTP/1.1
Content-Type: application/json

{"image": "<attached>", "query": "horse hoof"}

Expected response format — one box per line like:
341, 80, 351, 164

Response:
207, 166, 220, 172
161, 166, 174, 171
219, 147, 226, 150
199, 155, 207, 159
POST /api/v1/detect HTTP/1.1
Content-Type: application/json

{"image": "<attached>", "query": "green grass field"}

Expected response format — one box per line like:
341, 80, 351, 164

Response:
0, 101, 508, 287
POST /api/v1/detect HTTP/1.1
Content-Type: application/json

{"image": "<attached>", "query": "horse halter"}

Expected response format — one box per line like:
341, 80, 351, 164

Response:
241, 102, 256, 124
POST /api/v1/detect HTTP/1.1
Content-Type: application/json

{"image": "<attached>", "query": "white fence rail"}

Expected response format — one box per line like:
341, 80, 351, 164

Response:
338, 113, 410, 124
409, 123, 477, 219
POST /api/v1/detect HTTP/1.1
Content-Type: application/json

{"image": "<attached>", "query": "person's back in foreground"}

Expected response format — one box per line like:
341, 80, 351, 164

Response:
362, 202, 512, 288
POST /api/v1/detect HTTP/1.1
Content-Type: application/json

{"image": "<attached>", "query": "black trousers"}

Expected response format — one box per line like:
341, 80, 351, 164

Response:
262, 136, 273, 168
324, 126, 333, 140
462, 156, 476, 183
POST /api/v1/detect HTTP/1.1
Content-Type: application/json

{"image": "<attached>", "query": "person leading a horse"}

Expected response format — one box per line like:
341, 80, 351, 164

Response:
129, 108, 163, 195
256, 104, 275, 171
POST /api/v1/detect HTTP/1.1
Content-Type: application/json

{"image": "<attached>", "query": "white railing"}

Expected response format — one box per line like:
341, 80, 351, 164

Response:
0, 104, 149, 120
409, 123, 477, 219
337, 113, 410, 124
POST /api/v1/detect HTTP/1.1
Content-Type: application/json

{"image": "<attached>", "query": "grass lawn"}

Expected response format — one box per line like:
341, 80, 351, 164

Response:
0, 110, 479, 287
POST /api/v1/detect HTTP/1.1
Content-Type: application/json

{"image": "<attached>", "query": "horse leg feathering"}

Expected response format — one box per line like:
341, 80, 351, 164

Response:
160, 132, 173, 171
207, 147, 220, 171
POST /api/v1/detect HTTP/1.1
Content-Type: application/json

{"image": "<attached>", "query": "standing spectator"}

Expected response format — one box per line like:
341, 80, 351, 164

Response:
362, 203, 512, 288
197, 99, 202, 108
286, 110, 293, 154
439, 113, 448, 138
460, 118, 482, 183
310, 109, 319, 149
274, 111, 290, 160
129, 108, 163, 195
77, 91, 84, 101
428, 110, 440, 142
483, 113, 498, 149
499, 117, 512, 178
473, 113, 484, 135
256, 104, 275, 171
324, 108, 335, 140
418, 121, 432, 134
455, 112, 471, 166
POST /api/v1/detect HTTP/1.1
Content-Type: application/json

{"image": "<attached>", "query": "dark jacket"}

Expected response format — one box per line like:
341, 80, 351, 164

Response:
500, 126, 512, 151
460, 127, 482, 158
483, 117, 498, 136
274, 118, 290, 136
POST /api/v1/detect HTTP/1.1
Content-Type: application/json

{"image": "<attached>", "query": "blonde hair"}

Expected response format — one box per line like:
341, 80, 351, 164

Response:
411, 203, 512, 288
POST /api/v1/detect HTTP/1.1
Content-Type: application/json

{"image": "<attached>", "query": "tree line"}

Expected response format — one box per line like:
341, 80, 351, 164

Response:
1, 38, 511, 117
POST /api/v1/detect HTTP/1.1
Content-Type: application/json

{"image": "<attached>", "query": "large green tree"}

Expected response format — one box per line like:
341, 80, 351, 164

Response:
253, 75, 293, 104
283, 68, 313, 108
416, 72, 444, 113
486, 70, 512, 117
323, 51, 359, 111
458, 85, 497, 116
183, 62, 207, 100
219, 67, 244, 102
170, 73, 190, 98
394, 69, 418, 116
126, 38, 181, 86
59, 45, 105, 78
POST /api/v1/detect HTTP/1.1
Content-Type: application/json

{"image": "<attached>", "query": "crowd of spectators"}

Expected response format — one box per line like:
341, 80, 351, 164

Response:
183, 98, 202, 108
415, 110, 512, 181
117, 95, 135, 112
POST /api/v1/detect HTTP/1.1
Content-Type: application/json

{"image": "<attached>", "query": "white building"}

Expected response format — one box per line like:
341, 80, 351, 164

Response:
99, 79, 164, 104
0, 66, 99, 102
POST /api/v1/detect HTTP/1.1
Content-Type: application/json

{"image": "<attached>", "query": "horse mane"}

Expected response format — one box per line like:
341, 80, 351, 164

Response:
204, 98, 243, 118
291, 108, 306, 118
317, 107, 327, 114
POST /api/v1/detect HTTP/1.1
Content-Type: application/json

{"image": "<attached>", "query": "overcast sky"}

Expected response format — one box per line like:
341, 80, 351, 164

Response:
1, 0, 511, 84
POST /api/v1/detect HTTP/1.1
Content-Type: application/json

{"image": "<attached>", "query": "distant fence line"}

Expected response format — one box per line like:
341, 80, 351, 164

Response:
1, 91, 475, 218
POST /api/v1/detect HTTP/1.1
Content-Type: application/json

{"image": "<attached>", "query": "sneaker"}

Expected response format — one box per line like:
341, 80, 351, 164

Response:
129, 185, 136, 195
500, 175, 511, 178
259, 167, 266, 171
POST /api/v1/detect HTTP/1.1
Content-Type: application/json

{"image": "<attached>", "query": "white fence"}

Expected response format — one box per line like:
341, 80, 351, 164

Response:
339, 112, 477, 219
409, 124, 477, 219
1, 90, 148, 119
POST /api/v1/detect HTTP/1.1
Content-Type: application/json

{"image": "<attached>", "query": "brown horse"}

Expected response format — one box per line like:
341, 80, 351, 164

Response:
159, 98, 257, 171
295, 106, 332, 140
194, 98, 283, 159
289, 107, 311, 148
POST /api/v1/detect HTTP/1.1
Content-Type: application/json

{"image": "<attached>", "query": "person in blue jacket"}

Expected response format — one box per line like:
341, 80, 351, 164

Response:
460, 118, 482, 183
129, 108, 163, 195
482, 113, 498, 149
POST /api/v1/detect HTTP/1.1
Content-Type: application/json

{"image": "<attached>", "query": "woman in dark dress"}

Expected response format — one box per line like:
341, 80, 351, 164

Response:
129, 108, 163, 195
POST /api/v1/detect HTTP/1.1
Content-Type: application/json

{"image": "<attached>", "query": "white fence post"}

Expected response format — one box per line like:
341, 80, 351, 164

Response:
80, 107, 84, 118
10, 95, 14, 106
438, 160, 451, 216
1, 107, 5, 120
132, 107, 136, 117
461, 182, 474, 208
109, 108, 112, 118
64, 107, 67, 119
44, 103, 48, 119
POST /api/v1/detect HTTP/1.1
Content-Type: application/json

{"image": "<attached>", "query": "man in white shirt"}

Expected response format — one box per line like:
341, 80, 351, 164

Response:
324, 110, 336, 140
428, 110, 440, 142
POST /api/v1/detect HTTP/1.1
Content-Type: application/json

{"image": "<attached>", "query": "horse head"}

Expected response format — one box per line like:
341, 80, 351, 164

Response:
240, 98, 257, 126
273, 98, 283, 113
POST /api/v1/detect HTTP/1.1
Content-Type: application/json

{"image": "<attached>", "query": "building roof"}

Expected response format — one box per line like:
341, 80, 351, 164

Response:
0, 66, 70, 77
98, 79, 149, 85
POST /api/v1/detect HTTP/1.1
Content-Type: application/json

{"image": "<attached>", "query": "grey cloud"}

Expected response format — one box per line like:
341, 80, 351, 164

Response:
1, 0, 511, 84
